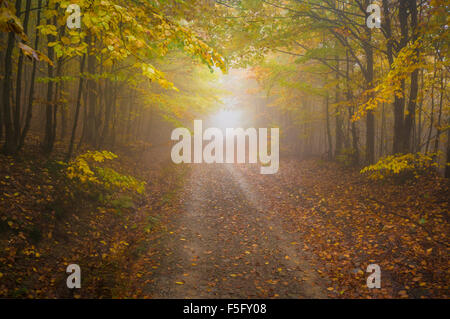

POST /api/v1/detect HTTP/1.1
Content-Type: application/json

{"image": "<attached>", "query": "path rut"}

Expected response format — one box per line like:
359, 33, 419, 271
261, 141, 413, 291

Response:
146, 163, 326, 298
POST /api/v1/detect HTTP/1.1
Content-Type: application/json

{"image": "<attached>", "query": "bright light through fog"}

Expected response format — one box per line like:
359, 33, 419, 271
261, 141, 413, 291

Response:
210, 109, 243, 130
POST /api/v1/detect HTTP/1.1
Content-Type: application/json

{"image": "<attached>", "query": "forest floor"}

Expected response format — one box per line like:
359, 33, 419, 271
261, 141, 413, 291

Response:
0, 143, 449, 298
143, 163, 326, 298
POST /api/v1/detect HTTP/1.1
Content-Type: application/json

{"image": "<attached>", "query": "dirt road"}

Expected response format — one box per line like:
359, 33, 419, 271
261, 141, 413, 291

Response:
145, 163, 327, 298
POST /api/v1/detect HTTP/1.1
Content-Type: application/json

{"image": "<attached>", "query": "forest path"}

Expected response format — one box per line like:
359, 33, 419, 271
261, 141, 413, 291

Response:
145, 163, 326, 298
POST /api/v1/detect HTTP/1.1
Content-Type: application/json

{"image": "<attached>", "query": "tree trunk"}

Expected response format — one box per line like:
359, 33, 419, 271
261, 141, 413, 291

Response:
403, 0, 419, 153
364, 41, 375, 164
19, 0, 42, 150
0, 32, 5, 141
1, 0, 22, 154
85, 38, 97, 146
445, 122, 450, 178
433, 73, 444, 155
346, 51, 358, 165
384, 0, 408, 154
425, 58, 437, 153
43, 11, 56, 154
380, 103, 386, 157
416, 70, 424, 152
14, 0, 32, 147
100, 78, 112, 147
325, 94, 332, 160
334, 57, 344, 159
67, 55, 87, 160
51, 52, 64, 149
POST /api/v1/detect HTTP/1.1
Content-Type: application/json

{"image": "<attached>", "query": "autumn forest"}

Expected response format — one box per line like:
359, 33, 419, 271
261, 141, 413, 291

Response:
0, 0, 449, 300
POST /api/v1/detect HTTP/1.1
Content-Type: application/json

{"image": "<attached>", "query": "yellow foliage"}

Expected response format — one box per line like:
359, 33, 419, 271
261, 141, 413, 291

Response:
360, 152, 440, 180
62, 151, 145, 194
353, 39, 425, 121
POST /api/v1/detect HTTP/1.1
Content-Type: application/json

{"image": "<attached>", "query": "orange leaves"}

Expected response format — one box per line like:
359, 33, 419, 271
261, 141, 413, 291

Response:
18, 43, 54, 66
333, 27, 351, 37
244, 159, 449, 298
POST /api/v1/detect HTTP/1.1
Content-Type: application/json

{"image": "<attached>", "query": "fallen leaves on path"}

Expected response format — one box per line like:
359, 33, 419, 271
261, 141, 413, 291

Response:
1, 145, 448, 299
240, 159, 449, 298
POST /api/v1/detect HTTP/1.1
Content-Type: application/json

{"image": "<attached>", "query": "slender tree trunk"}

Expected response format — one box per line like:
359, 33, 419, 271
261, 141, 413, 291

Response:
14, 0, 32, 147
445, 122, 450, 178
380, 103, 385, 157
433, 73, 444, 155
0, 32, 5, 141
364, 42, 375, 164
425, 59, 437, 153
396, 0, 410, 153
67, 55, 86, 160
60, 104, 67, 140
126, 98, 133, 143
78, 87, 88, 150
43, 11, 56, 154
403, 0, 419, 152
86, 38, 97, 146
100, 77, 112, 147
416, 69, 424, 152
19, 0, 42, 150
384, 0, 407, 154
346, 51, 358, 165
325, 94, 332, 160
334, 57, 344, 159
51, 53, 64, 149
1, 0, 22, 154
109, 82, 118, 148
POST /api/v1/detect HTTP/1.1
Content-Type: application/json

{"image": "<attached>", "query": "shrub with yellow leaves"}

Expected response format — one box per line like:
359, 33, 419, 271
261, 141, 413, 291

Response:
59, 151, 146, 194
360, 152, 440, 181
